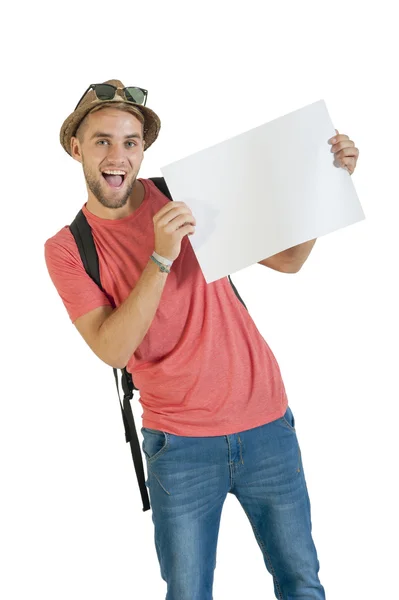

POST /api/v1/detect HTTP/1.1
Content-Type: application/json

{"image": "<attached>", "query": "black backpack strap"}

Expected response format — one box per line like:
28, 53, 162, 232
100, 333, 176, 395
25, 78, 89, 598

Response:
70, 209, 102, 288
149, 177, 248, 311
148, 176, 172, 200
70, 210, 150, 512
114, 367, 150, 512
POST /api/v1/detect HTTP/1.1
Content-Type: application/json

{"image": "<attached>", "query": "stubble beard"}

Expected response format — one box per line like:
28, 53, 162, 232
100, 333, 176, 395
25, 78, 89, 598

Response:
82, 159, 137, 210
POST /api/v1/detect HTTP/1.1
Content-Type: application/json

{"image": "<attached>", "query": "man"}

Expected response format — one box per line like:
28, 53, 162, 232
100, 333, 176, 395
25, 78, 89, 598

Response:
44, 79, 359, 600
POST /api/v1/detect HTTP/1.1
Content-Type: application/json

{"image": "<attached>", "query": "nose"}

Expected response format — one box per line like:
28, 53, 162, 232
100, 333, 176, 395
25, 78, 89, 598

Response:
105, 142, 127, 165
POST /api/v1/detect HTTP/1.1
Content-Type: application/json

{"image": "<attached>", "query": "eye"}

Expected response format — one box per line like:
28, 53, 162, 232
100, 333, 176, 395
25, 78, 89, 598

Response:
97, 140, 109, 146
126, 141, 137, 147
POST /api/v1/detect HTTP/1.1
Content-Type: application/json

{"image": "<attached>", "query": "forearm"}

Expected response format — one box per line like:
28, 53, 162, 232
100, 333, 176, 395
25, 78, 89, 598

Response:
98, 258, 168, 369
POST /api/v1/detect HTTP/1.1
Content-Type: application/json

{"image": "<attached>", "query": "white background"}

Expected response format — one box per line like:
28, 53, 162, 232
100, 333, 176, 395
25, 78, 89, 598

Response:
1, 1, 398, 599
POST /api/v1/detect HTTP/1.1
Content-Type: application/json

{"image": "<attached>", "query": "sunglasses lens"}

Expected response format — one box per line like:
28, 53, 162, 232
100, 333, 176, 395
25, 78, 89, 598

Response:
125, 87, 146, 104
94, 84, 115, 100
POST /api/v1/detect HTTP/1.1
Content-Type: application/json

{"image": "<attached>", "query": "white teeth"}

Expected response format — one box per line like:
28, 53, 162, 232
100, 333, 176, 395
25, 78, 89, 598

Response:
102, 170, 126, 175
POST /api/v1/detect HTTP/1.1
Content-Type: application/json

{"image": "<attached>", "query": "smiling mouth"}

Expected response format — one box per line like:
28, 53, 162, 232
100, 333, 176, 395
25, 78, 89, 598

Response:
102, 173, 126, 189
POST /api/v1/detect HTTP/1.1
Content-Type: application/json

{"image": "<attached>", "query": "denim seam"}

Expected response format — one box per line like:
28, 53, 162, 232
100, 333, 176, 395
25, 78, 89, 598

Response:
297, 446, 302, 474
148, 466, 171, 495
238, 435, 244, 465
280, 422, 301, 472
240, 503, 283, 599
280, 416, 296, 432
146, 432, 170, 464
226, 435, 234, 490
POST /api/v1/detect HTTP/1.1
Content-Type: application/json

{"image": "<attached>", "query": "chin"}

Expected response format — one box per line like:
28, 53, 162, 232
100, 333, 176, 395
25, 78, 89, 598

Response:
100, 196, 129, 210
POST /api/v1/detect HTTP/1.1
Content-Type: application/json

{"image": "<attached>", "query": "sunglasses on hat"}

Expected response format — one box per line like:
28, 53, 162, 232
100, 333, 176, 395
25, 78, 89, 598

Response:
74, 84, 148, 111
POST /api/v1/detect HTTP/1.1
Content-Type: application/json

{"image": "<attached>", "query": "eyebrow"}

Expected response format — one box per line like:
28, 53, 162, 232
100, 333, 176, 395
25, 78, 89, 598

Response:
90, 132, 142, 140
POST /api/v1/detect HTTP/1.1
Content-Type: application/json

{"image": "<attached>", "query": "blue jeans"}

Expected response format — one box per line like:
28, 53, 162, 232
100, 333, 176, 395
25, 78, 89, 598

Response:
141, 406, 325, 600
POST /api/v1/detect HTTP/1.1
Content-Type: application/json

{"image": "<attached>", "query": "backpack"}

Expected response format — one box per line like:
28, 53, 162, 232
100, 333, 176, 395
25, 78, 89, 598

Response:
69, 177, 248, 512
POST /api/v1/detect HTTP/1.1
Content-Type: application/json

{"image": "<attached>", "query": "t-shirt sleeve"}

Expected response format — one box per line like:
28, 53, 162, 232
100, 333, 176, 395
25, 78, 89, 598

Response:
44, 227, 113, 324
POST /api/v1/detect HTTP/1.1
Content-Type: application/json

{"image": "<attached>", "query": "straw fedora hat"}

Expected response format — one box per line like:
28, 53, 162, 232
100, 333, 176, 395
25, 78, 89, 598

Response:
60, 79, 161, 156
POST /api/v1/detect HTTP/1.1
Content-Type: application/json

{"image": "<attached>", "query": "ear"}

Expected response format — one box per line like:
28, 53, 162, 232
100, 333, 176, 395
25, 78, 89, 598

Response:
70, 136, 83, 163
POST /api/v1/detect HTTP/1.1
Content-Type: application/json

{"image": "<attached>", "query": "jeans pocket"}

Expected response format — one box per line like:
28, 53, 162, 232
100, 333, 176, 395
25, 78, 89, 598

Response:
141, 427, 170, 464
280, 406, 296, 432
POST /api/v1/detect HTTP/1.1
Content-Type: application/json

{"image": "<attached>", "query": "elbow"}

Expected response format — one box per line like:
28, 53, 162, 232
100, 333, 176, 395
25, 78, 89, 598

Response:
282, 264, 301, 274
112, 355, 129, 370
94, 349, 125, 370
285, 258, 306, 273
109, 358, 126, 370
113, 349, 137, 371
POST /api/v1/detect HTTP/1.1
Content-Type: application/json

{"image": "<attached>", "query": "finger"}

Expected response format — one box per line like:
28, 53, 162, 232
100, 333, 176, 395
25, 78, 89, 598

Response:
333, 134, 350, 143
331, 139, 355, 152
341, 157, 356, 174
328, 130, 350, 144
335, 146, 359, 159
154, 202, 192, 222
335, 156, 356, 173
159, 208, 194, 228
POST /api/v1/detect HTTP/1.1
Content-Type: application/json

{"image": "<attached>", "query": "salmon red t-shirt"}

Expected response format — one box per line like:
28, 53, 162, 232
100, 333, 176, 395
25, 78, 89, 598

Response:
44, 178, 288, 436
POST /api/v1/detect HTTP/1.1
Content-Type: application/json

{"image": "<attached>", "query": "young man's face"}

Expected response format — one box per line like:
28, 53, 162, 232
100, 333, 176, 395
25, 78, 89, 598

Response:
71, 107, 145, 210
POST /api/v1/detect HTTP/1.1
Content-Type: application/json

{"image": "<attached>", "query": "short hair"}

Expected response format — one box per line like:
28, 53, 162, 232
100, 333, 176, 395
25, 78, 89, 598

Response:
75, 102, 146, 146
